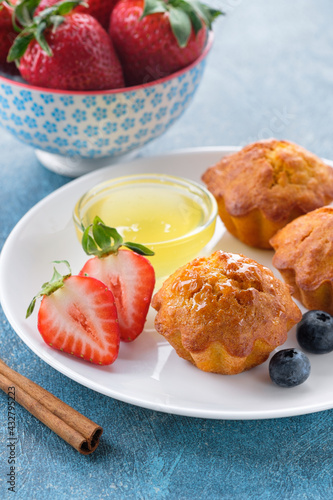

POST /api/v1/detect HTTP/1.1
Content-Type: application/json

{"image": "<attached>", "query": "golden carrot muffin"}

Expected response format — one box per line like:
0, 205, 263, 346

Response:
152, 251, 301, 375
270, 206, 333, 315
202, 139, 333, 248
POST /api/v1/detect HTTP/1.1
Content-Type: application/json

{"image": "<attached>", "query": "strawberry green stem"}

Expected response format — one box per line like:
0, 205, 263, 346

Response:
141, 0, 224, 48
81, 216, 155, 259
7, 0, 87, 62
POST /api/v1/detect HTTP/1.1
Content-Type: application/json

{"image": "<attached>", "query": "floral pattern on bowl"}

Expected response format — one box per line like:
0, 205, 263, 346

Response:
0, 36, 212, 166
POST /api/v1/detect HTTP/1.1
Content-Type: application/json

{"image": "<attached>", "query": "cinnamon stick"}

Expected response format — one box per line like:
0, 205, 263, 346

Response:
0, 358, 102, 455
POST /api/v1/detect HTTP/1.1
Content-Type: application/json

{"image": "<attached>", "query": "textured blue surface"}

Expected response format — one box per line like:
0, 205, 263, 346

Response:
1, 1, 333, 498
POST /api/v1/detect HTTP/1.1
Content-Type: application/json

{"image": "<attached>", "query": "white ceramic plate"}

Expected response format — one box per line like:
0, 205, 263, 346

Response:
1, 147, 333, 420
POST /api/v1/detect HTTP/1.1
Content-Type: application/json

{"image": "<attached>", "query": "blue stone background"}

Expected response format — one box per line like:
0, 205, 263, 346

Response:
1, 0, 333, 498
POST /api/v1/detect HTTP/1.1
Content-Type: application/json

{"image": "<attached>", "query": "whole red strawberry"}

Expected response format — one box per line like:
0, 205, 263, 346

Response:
109, 0, 223, 86
8, 0, 124, 90
79, 217, 155, 342
35, 0, 119, 30
0, 0, 17, 69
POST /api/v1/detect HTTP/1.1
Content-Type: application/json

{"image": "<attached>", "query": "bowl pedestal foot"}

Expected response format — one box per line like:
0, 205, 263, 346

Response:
35, 149, 140, 177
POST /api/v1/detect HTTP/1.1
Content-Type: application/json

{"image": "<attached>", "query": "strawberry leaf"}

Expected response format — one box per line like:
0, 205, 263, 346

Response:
35, 20, 53, 55
123, 242, 155, 256
141, 0, 224, 48
141, 0, 167, 17
8, 0, 87, 63
169, 6, 192, 48
186, 9, 202, 35
174, 0, 203, 35
53, 260, 72, 273
49, 14, 66, 31
57, 0, 87, 15
34, 0, 86, 19
92, 219, 123, 253
81, 216, 155, 258
26, 260, 72, 318
82, 217, 123, 257
14, 0, 40, 26
82, 226, 99, 256
7, 31, 34, 62
190, 0, 224, 29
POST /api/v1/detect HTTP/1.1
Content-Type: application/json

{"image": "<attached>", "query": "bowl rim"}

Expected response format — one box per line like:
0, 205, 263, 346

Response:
73, 172, 218, 246
0, 32, 213, 96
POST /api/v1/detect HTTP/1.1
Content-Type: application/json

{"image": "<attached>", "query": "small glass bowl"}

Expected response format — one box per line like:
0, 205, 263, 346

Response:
73, 173, 218, 280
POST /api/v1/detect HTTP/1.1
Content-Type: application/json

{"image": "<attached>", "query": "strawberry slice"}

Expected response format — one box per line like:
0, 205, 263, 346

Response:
79, 217, 155, 342
80, 249, 155, 342
27, 261, 120, 365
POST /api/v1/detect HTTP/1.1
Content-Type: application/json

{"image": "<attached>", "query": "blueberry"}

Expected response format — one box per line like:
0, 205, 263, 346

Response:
296, 310, 333, 354
269, 349, 311, 388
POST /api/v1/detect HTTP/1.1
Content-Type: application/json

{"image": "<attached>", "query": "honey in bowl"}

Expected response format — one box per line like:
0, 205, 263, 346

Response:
73, 174, 218, 280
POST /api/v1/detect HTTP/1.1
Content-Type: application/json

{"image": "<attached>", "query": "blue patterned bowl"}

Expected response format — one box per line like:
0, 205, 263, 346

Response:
0, 35, 212, 176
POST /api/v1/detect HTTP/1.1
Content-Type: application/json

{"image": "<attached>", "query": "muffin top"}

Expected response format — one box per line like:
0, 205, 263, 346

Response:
152, 251, 301, 357
270, 206, 333, 290
202, 139, 333, 222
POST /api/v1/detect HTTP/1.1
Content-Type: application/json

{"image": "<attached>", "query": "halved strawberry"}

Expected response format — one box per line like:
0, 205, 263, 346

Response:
27, 261, 120, 365
79, 217, 155, 342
